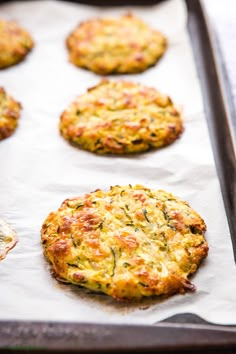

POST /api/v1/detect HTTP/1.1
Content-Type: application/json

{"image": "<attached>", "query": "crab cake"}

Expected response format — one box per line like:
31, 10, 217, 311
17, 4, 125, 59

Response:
0, 87, 21, 141
66, 13, 167, 74
0, 219, 17, 261
60, 80, 183, 154
41, 185, 208, 301
0, 19, 34, 69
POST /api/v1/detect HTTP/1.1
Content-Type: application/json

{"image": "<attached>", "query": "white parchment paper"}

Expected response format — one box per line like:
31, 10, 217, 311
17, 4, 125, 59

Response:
0, 0, 236, 325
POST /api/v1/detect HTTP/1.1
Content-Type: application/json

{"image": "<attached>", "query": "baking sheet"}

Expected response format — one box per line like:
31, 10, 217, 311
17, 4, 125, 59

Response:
0, 0, 236, 325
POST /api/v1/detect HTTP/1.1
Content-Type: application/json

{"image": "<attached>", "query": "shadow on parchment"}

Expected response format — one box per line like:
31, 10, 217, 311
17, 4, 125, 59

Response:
56, 280, 170, 314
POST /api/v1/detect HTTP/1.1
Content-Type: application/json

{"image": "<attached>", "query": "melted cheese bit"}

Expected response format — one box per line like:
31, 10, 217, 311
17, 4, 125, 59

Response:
0, 219, 17, 260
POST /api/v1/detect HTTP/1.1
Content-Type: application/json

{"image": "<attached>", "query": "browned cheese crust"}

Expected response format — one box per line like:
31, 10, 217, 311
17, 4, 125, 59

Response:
60, 80, 183, 154
0, 87, 21, 140
0, 19, 34, 69
66, 13, 167, 74
41, 185, 208, 301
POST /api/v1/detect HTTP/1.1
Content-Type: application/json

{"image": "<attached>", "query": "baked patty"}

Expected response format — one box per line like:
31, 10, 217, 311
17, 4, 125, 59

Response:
0, 87, 21, 140
0, 87, 21, 141
0, 219, 17, 261
0, 19, 34, 69
59, 80, 183, 154
66, 13, 167, 74
41, 185, 208, 301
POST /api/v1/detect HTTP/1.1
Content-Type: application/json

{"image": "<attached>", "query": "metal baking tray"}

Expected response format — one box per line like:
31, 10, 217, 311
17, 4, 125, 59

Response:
0, 0, 236, 352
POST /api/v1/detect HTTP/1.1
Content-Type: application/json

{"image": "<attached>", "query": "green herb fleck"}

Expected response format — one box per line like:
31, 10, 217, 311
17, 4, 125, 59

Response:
70, 233, 76, 247
95, 138, 101, 146
43, 223, 52, 229
111, 247, 116, 277
121, 206, 132, 220
190, 225, 201, 234
169, 225, 176, 230
97, 218, 105, 230
139, 282, 149, 287
142, 208, 150, 222
163, 209, 170, 221
76, 203, 84, 209
126, 222, 134, 226
132, 139, 143, 145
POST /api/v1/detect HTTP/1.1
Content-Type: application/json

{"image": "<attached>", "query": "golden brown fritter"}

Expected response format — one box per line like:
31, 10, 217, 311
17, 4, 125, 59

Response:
60, 80, 183, 154
41, 185, 208, 301
66, 13, 167, 74
0, 219, 17, 261
0, 87, 21, 141
0, 19, 34, 69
